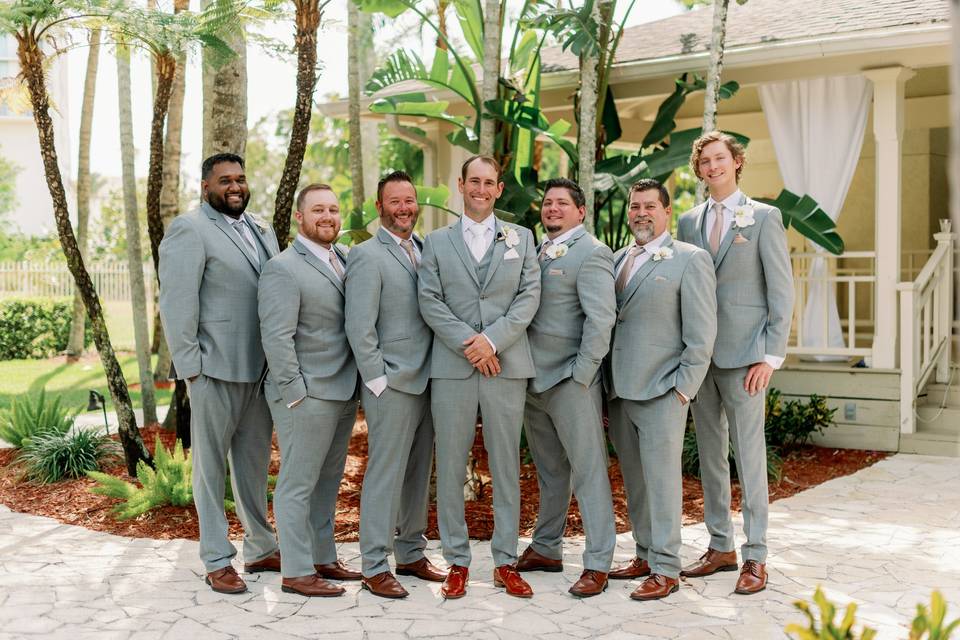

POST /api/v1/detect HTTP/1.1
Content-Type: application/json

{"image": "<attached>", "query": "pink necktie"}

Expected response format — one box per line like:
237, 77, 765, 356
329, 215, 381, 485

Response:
615, 245, 643, 293
709, 202, 724, 255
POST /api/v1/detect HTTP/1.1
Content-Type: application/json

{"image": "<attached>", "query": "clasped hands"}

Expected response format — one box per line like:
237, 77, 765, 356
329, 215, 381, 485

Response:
463, 334, 500, 377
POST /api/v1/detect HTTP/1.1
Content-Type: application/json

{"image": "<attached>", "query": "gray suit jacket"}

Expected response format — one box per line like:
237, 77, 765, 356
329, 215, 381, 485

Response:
158, 202, 279, 383
528, 227, 616, 394
608, 236, 717, 401
258, 239, 357, 405
418, 217, 541, 380
345, 228, 431, 396
677, 194, 794, 369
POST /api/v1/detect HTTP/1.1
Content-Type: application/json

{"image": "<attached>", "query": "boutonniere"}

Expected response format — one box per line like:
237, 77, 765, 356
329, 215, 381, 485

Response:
496, 226, 520, 248
545, 242, 568, 259
246, 213, 268, 233
733, 205, 756, 229
651, 246, 674, 262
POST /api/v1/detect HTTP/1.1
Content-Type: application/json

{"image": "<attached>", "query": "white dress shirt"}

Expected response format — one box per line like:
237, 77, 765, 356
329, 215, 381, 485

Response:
614, 230, 670, 283
460, 214, 498, 354
703, 190, 784, 371
382, 227, 422, 264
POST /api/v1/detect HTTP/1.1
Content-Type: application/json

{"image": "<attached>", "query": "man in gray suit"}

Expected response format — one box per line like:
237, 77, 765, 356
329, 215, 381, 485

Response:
676, 131, 794, 594
258, 184, 361, 597
159, 153, 280, 594
418, 155, 541, 599
515, 178, 616, 598
607, 179, 717, 600
346, 171, 446, 599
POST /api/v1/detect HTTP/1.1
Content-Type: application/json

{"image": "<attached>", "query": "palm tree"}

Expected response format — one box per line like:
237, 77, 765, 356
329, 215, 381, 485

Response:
66, 27, 101, 359
201, 0, 247, 157
347, 0, 365, 207
2, 0, 152, 474
477, 0, 501, 156
576, 2, 600, 229
272, 0, 333, 249
697, 0, 733, 202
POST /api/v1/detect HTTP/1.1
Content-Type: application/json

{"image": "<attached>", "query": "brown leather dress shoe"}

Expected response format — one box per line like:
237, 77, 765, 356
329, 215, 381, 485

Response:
362, 571, 409, 599
608, 557, 651, 580
680, 548, 738, 578
568, 570, 608, 598
281, 574, 345, 597
734, 560, 767, 594
515, 546, 563, 573
493, 565, 533, 598
314, 559, 362, 581
205, 566, 247, 594
396, 558, 447, 582
244, 550, 281, 573
630, 574, 679, 601
441, 565, 469, 599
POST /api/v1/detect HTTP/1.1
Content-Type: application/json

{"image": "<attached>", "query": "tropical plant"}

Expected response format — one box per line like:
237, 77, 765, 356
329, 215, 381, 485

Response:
681, 419, 783, 482
765, 389, 836, 452
786, 586, 877, 640
201, 0, 248, 158
0, 389, 77, 449
910, 591, 960, 640
759, 189, 845, 255
17, 427, 120, 483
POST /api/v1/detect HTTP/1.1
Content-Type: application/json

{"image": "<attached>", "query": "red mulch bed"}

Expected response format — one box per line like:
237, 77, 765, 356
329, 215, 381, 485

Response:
0, 413, 887, 542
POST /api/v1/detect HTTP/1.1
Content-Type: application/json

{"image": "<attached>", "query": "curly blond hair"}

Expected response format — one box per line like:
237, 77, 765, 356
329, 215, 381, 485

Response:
689, 131, 746, 182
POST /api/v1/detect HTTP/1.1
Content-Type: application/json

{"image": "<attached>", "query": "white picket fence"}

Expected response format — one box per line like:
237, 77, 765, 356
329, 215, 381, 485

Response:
0, 261, 154, 302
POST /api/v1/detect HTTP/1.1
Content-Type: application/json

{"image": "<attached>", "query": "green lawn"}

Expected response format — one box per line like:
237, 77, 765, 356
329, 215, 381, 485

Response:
0, 354, 172, 413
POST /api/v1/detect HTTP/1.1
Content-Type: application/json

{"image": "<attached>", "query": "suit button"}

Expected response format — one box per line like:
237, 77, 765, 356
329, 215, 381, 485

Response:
474, 323, 481, 329
480, 294, 487, 300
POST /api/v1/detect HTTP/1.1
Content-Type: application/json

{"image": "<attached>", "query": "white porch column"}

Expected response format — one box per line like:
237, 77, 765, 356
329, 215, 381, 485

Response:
864, 66, 915, 369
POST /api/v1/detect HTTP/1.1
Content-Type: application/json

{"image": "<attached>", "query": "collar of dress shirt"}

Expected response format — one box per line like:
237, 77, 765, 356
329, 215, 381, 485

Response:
545, 224, 584, 247
462, 213, 496, 237
706, 189, 744, 216
219, 210, 251, 228
297, 233, 338, 265
382, 226, 416, 247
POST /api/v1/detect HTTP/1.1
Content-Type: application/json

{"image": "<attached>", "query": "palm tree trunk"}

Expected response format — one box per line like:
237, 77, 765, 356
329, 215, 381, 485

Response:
116, 44, 157, 427
273, 0, 321, 249
67, 28, 101, 358
347, 0, 365, 208
202, 4, 248, 157
15, 31, 151, 475
697, 0, 730, 202
145, 53, 177, 272
577, 2, 601, 233
478, 0, 501, 157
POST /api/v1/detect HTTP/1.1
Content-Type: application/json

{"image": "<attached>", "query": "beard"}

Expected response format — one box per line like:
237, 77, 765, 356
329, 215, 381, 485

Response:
632, 224, 654, 245
207, 190, 250, 217
545, 223, 563, 234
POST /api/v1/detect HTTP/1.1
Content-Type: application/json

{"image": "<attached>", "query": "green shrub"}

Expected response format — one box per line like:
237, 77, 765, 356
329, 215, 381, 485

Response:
0, 298, 92, 360
0, 389, 77, 448
681, 420, 783, 481
911, 591, 960, 640
766, 389, 836, 452
16, 428, 120, 483
786, 586, 877, 639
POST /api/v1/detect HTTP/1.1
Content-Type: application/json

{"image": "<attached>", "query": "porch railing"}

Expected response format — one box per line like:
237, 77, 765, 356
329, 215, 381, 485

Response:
897, 222, 956, 434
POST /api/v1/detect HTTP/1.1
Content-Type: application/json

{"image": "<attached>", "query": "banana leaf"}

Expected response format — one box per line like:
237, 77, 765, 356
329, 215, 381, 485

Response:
641, 74, 740, 149
484, 99, 577, 162
757, 189, 844, 255
354, 0, 410, 19
365, 49, 477, 108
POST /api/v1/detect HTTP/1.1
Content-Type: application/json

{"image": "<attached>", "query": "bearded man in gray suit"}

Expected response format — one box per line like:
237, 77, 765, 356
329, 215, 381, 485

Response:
606, 179, 717, 601
345, 171, 447, 599
676, 131, 794, 595
159, 153, 280, 594
418, 155, 541, 600
514, 178, 616, 598
258, 184, 362, 597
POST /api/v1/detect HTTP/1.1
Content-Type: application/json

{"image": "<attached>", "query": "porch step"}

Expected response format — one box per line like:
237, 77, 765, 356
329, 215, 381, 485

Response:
900, 405, 960, 456
919, 381, 960, 409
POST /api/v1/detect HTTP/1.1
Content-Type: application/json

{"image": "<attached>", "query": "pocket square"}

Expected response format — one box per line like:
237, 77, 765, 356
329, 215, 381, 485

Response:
733, 234, 749, 244
504, 248, 520, 260
548, 268, 564, 276
654, 275, 668, 282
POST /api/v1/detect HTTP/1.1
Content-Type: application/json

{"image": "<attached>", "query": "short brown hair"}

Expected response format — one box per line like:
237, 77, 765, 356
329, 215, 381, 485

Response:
629, 178, 670, 208
460, 155, 502, 182
690, 131, 746, 182
376, 170, 417, 203
296, 183, 334, 210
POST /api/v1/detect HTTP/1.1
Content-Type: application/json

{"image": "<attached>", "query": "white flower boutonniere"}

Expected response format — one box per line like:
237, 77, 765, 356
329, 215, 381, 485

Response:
733, 205, 756, 229
651, 246, 674, 262
545, 242, 568, 259
496, 226, 520, 248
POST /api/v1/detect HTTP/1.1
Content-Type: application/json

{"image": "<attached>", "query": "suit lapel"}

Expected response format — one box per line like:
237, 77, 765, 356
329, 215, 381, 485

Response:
481, 218, 508, 290
714, 193, 748, 269
540, 226, 587, 265
206, 203, 261, 273
447, 220, 481, 288
378, 228, 417, 278
294, 239, 344, 295
690, 201, 709, 251
619, 237, 673, 310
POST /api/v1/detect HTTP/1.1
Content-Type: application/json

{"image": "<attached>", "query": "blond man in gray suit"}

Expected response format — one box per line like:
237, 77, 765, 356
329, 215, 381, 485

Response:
676, 131, 794, 595
516, 178, 617, 598
159, 153, 280, 594
607, 179, 717, 600
259, 184, 362, 597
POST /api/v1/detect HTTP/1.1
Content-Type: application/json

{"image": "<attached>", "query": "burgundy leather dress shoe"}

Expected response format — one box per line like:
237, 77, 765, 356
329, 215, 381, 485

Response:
629, 574, 679, 601
680, 548, 738, 578
362, 571, 409, 599
568, 569, 608, 598
493, 565, 533, 598
314, 559, 362, 581
441, 565, 469, 599
396, 558, 447, 582
281, 574, 345, 597
734, 560, 767, 594
515, 546, 563, 573
608, 557, 651, 580
244, 550, 281, 573
205, 566, 247, 594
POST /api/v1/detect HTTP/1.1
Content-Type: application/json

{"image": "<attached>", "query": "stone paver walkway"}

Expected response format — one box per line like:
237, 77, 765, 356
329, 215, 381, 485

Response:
1, 453, 957, 640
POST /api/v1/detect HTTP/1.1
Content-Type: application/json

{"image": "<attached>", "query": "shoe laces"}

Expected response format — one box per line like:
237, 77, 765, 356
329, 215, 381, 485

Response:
742, 560, 763, 577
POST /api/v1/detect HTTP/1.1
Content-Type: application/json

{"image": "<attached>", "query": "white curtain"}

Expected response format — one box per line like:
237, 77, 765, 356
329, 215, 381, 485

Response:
758, 76, 872, 361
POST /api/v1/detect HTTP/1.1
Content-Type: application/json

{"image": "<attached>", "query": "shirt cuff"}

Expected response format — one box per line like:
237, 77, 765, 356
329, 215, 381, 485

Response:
286, 395, 306, 409
763, 354, 785, 370
676, 389, 689, 403
365, 375, 388, 397
481, 333, 497, 354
